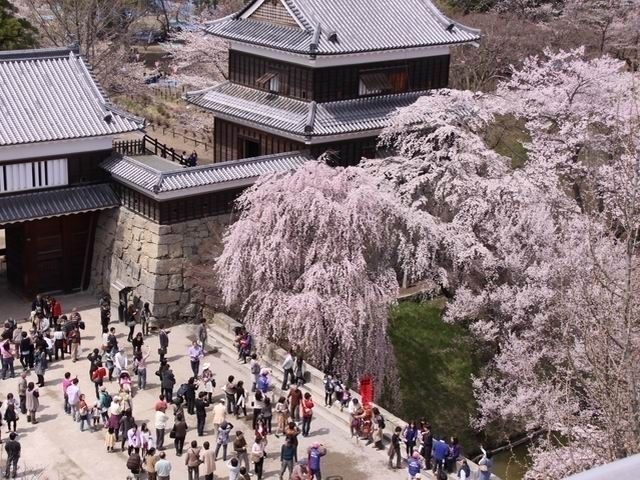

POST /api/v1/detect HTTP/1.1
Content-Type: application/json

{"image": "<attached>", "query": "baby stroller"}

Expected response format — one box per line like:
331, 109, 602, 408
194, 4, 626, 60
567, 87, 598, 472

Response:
119, 370, 132, 394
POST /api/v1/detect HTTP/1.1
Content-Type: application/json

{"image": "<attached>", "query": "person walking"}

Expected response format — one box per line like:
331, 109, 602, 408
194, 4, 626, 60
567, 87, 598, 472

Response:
134, 345, 151, 390
3, 432, 20, 479
235, 381, 247, 418
187, 341, 204, 378
3, 395, 17, 433
52, 325, 65, 361
25, 382, 39, 424
68, 325, 81, 362
114, 348, 128, 377
19, 331, 34, 370
281, 350, 294, 390
284, 422, 301, 462
197, 318, 208, 353
212, 399, 226, 437
126, 304, 138, 343
301, 392, 314, 437
155, 407, 169, 451
172, 413, 187, 456
275, 396, 288, 437
233, 431, 250, 470
201, 441, 216, 480
91, 362, 108, 400
214, 420, 234, 460
126, 450, 143, 478
156, 451, 172, 480
185, 440, 202, 480
251, 434, 266, 480
131, 332, 145, 355
77, 394, 91, 431
307, 443, 327, 480
100, 294, 111, 334
200, 363, 215, 404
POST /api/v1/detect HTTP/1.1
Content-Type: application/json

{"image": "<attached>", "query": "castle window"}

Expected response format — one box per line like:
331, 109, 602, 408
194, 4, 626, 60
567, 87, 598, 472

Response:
257, 71, 281, 93
358, 66, 409, 96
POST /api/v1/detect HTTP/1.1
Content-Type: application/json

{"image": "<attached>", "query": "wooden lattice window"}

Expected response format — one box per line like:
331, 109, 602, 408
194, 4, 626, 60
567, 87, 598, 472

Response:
250, 0, 299, 28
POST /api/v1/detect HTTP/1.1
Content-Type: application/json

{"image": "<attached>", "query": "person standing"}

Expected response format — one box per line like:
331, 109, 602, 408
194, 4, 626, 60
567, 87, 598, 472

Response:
288, 385, 302, 423
144, 448, 158, 480
158, 325, 170, 364
140, 303, 152, 336
25, 382, 39, 424
155, 404, 169, 451
185, 440, 202, 480
281, 350, 294, 390
224, 376, 237, 414
187, 341, 204, 378
68, 326, 81, 362
33, 346, 47, 387
155, 451, 172, 480
200, 441, 216, 480
1, 339, 14, 379
301, 392, 314, 437
307, 443, 327, 480
3, 395, 18, 433
214, 420, 233, 460
126, 304, 138, 343
197, 318, 208, 353
388, 426, 402, 469
114, 348, 128, 377
17, 373, 27, 415
66, 378, 81, 419
478, 446, 493, 480
407, 451, 423, 480
91, 363, 108, 400
160, 365, 176, 402
4, 432, 20, 479
280, 437, 296, 480
200, 363, 215, 404
232, 431, 250, 470
100, 294, 111, 334
195, 392, 209, 436
251, 434, 266, 480
212, 399, 226, 437
19, 331, 34, 370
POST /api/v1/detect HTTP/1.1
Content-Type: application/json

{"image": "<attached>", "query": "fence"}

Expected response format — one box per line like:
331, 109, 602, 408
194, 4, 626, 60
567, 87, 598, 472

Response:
113, 135, 188, 166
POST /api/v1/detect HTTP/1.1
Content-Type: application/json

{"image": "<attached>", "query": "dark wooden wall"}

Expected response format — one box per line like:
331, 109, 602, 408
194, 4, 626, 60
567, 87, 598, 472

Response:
229, 50, 450, 102
214, 118, 304, 163
5, 212, 97, 295
113, 183, 244, 225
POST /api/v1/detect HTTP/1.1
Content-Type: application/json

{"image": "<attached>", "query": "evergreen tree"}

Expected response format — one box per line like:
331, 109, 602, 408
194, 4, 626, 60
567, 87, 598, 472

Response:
0, 0, 37, 50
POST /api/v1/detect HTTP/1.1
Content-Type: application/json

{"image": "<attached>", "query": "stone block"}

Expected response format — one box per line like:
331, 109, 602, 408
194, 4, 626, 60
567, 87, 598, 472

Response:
179, 292, 190, 305
166, 304, 181, 317
169, 242, 183, 259
148, 258, 183, 275
181, 303, 200, 317
168, 274, 183, 290
152, 303, 169, 318
157, 244, 169, 258
157, 234, 183, 245
171, 223, 186, 234
158, 225, 172, 235
141, 242, 157, 259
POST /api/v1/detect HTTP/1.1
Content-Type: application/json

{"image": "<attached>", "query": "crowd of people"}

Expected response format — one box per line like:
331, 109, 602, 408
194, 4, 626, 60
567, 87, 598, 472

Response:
0, 293, 492, 480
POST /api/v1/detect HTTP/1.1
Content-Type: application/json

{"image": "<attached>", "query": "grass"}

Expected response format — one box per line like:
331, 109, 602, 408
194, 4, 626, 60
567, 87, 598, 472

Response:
388, 299, 480, 453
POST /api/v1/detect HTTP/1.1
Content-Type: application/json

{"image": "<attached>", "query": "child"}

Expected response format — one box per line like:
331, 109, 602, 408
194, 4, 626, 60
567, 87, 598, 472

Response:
91, 402, 101, 430
105, 427, 116, 452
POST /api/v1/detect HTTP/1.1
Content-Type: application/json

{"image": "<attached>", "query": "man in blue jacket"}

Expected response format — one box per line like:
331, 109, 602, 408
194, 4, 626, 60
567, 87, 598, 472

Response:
407, 451, 423, 478
432, 437, 450, 475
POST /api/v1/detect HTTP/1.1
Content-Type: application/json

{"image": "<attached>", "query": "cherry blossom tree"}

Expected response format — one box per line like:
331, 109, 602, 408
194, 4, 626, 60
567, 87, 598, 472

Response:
215, 161, 418, 396
160, 30, 228, 89
367, 47, 640, 478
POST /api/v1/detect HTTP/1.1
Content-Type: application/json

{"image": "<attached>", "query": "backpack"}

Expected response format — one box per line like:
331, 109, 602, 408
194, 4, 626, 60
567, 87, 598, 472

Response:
102, 392, 112, 409
176, 383, 189, 398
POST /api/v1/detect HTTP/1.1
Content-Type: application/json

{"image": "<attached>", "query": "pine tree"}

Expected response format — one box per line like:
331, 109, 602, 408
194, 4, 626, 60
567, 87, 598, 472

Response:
0, 0, 37, 50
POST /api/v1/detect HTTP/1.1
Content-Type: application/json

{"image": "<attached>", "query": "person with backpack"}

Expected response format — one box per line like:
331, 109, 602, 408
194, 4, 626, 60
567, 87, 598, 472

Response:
99, 386, 112, 424
185, 440, 202, 480
307, 442, 327, 480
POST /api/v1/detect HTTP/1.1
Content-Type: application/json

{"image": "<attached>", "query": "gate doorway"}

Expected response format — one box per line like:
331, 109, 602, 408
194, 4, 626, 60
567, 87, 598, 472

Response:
2, 212, 98, 296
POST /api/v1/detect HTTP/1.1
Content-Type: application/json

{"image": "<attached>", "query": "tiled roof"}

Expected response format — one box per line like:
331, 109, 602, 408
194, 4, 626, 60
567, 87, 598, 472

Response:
207, 0, 480, 55
0, 183, 119, 225
102, 151, 311, 195
0, 47, 144, 146
185, 82, 426, 139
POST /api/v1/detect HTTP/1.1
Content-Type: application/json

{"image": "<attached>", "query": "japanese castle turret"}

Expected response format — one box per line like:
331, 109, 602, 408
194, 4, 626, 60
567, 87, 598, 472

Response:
186, 0, 480, 166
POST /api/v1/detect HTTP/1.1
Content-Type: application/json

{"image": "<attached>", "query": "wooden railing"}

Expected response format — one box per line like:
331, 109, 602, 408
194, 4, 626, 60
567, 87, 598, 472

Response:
113, 135, 188, 166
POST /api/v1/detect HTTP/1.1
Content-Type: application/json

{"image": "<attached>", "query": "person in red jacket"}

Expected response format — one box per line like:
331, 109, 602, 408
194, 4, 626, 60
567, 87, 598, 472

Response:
300, 392, 314, 437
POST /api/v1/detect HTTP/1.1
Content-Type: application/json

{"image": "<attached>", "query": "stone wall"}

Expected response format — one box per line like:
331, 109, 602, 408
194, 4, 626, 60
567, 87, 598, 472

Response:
91, 206, 229, 324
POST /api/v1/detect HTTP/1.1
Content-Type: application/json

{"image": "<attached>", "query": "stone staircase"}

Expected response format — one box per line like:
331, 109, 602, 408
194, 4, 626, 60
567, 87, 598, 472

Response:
205, 311, 498, 480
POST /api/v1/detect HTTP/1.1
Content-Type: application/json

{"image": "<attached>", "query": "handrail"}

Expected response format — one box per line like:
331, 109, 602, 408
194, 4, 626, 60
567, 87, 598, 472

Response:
113, 135, 188, 167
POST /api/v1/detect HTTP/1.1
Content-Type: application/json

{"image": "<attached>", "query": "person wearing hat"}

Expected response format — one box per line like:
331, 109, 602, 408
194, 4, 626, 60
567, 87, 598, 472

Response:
307, 442, 327, 480
201, 363, 215, 404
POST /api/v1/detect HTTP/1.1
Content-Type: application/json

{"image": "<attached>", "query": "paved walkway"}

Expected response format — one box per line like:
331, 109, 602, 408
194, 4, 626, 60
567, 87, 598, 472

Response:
0, 292, 410, 480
